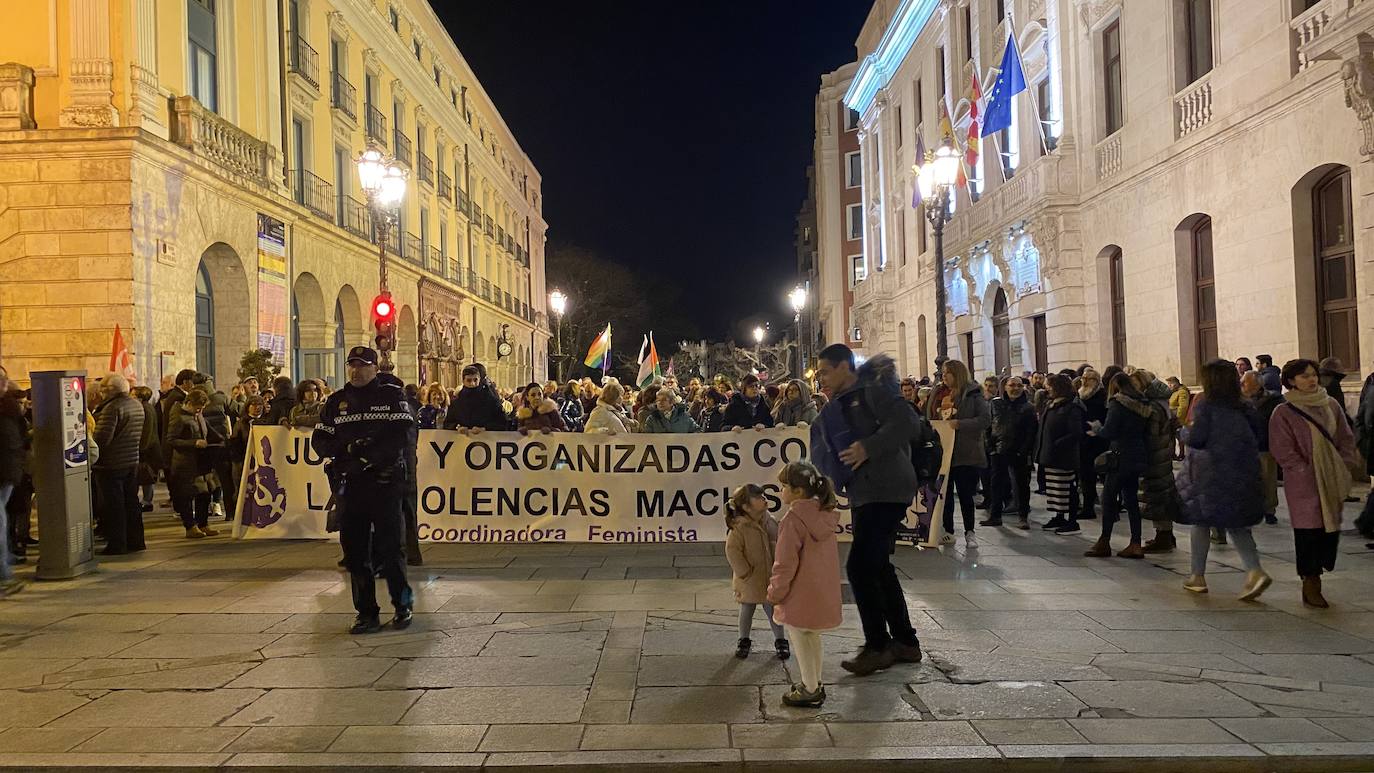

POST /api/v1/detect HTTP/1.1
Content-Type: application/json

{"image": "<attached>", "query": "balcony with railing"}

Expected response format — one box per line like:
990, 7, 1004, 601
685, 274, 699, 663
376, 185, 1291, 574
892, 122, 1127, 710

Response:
290, 169, 334, 221
480, 278, 492, 301
457, 188, 470, 216
504, 292, 513, 312
403, 233, 423, 265
383, 225, 401, 256
473, 203, 484, 224
289, 35, 320, 91
365, 105, 387, 146
393, 130, 412, 167
1096, 133, 1123, 181
437, 171, 452, 201
1174, 73, 1213, 138
330, 72, 356, 121
1292, 0, 1335, 73
171, 95, 270, 187
484, 216, 495, 237
449, 258, 463, 283
497, 225, 507, 247
417, 153, 433, 185
427, 245, 444, 275
342, 196, 371, 240
468, 268, 479, 290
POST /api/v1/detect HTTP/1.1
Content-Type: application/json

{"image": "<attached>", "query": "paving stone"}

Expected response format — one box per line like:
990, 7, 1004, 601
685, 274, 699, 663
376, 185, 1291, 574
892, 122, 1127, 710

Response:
402, 687, 587, 725
483, 749, 741, 767
145, 613, 293, 634
1314, 717, 1374, 741
1083, 611, 1211, 630
938, 653, 1111, 682
1220, 683, 1371, 715
1179, 610, 1313, 630
1068, 718, 1238, 743
41, 613, 176, 632
641, 626, 743, 655
588, 670, 637, 701
225, 688, 418, 726
912, 682, 1086, 720
328, 724, 486, 752
225, 752, 486, 766
580, 700, 632, 724
52, 689, 263, 728
481, 630, 606, 657
1254, 742, 1374, 757
826, 720, 984, 746
728, 723, 833, 748
1093, 629, 1251, 654
0, 752, 234, 767
1065, 681, 1265, 718
479, 724, 583, 751
367, 632, 493, 658
740, 746, 1000, 762
762, 684, 925, 722
0, 726, 101, 752
376, 655, 597, 688
0, 632, 152, 659
438, 595, 579, 613
571, 593, 698, 612
997, 743, 1263, 758
636, 654, 790, 686
631, 686, 761, 724
929, 610, 1096, 630
228, 656, 397, 688
1215, 718, 1345, 743
580, 723, 728, 750
971, 719, 1087, 744
991, 629, 1122, 653
1198, 669, 1321, 691
1228, 653, 1374, 685
0, 658, 83, 688
66, 662, 258, 689
223, 726, 344, 753
258, 633, 367, 658
1214, 629, 1374, 655
112, 633, 282, 659
73, 727, 246, 753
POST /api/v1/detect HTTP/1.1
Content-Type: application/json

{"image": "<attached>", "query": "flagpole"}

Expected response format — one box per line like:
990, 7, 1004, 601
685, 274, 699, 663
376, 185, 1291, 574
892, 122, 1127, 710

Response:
1005, 10, 1051, 159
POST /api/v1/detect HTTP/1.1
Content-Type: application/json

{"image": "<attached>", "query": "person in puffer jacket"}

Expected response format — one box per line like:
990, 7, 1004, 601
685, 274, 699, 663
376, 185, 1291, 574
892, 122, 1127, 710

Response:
515, 383, 567, 433
982, 377, 1038, 529
1129, 370, 1183, 553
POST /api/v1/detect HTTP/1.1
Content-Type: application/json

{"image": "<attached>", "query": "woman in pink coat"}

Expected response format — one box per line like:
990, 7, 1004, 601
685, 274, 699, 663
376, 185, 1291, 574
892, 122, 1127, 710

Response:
767, 460, 842, 709
1269, 358, 1359, 608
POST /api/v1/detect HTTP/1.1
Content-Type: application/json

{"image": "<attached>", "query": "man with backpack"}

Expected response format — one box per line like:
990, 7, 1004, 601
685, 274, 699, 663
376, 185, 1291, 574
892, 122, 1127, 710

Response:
811, 344, 922, 676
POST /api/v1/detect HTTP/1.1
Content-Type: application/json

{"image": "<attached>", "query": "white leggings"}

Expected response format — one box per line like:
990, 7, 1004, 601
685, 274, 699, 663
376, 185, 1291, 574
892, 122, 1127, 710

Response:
785, 625, 824, 691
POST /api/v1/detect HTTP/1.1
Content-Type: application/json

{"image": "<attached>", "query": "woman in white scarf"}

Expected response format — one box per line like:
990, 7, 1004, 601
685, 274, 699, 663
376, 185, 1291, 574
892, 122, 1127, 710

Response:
1269, 359, 1361, 608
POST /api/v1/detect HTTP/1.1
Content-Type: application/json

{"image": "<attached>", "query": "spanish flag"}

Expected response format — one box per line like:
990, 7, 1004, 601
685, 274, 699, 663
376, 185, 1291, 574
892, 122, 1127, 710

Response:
584, 323, 612, 370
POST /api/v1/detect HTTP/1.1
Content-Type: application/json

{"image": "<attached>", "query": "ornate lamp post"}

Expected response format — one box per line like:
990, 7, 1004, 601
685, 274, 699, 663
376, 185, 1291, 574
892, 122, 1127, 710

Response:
789, 286, 807, 377
549, 288, 567, 382
917, 139, 960, 362
356, 144, 409, 372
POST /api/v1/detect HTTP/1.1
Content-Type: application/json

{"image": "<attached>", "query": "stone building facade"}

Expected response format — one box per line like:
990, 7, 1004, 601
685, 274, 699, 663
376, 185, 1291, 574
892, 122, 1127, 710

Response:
832, 0, 1374, 391
0, 0, 549, 390
811, 63, 866, 362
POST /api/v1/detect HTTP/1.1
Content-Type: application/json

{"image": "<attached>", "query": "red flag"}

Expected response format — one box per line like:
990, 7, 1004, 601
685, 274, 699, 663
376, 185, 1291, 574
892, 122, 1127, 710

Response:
110, 324, 137, 384
966, 70, 982, 171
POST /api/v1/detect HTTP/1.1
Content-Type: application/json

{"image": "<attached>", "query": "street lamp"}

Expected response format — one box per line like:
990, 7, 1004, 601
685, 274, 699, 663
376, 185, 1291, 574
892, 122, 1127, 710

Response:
549, 289, 567, 382
357, 144, 409, 372
917, 139, 960, 362
788, 286, 807, 377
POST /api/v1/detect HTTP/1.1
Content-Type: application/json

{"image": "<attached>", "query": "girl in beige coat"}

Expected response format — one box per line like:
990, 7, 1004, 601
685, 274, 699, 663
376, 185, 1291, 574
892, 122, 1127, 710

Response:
725, 484, 789, 660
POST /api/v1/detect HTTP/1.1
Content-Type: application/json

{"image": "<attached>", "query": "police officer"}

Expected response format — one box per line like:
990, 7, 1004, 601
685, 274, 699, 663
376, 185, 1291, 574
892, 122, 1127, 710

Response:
377, 371, 423, 566
311, 346, 417, 634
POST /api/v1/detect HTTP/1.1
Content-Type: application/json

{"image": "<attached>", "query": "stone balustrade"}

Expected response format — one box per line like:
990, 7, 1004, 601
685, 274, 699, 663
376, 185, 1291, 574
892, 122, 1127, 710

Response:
1292, 0, 1333, 72
1176, 74, 1213, 138
170, 95, 270, 187
1096, 133, 1122, 181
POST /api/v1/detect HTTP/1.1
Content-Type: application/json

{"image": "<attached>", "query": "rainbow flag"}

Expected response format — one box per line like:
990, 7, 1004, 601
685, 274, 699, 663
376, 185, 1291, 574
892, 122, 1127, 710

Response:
584, 323, 612, 370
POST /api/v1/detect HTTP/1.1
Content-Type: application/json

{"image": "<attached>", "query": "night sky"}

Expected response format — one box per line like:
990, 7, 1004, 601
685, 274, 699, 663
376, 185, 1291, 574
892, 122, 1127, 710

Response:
440, 1, 871, 342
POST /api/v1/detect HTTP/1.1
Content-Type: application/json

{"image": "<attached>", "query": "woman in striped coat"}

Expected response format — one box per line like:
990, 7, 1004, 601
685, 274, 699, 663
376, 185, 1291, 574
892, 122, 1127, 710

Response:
1036, 374, 1085, 534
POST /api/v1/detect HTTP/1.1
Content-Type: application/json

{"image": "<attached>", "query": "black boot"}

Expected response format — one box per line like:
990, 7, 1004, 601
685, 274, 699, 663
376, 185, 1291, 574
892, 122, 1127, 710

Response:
735, 637, 751, 659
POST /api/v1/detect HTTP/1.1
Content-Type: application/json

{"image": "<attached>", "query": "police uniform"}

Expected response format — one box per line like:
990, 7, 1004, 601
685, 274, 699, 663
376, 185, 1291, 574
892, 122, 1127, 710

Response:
311, 347, 416, 632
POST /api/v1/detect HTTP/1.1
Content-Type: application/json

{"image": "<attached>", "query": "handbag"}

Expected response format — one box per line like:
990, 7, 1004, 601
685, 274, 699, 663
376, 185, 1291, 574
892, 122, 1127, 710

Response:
191, 470, 221, 496
1094, 449, 1119, 474
1285, 404, 1361, 477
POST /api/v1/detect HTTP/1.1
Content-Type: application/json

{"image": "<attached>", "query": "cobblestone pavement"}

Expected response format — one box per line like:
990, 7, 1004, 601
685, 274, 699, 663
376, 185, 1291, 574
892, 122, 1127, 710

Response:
2, 493, 1374, 771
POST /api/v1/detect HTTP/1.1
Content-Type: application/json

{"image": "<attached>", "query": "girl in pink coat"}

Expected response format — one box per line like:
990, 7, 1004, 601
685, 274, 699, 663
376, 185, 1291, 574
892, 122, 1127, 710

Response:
767, 460, 842, 708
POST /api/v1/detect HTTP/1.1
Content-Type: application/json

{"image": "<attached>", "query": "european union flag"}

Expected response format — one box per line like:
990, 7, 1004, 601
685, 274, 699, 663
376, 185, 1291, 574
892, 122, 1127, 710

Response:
981, 31, 1026, 138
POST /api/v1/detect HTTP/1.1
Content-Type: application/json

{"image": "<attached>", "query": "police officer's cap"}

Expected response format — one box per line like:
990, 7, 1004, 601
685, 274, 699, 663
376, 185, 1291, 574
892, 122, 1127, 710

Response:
346, 346, 379, 366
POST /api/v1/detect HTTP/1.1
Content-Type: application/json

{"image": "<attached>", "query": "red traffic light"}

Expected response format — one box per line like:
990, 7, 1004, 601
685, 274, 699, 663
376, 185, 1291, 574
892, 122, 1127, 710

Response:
372, 294, 394, 320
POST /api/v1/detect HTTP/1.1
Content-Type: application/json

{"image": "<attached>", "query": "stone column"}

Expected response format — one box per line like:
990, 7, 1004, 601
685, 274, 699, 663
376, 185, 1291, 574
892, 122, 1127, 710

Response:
127, 0, 165, 137
60, 0, 118, 127
0, 63, 36, 130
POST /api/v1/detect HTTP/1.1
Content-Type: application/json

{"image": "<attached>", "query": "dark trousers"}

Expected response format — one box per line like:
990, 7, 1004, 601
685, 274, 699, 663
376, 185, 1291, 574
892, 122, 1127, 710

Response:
95, 468, 144, 552
340, 479, 413, 619
1293, 528, 1340, 577
7, 474, 33, 551
1078, 447, 1101, 515
214, 459, 235, 520
174, 490, 211, 530
978, 463, 992, 500
1100, 468, 1142, 543
1036, 462, 1047, 493
847, 502, 918, 651
403, 477, 422, 564
942, 465, 981, 534
988, 454, 1031, 522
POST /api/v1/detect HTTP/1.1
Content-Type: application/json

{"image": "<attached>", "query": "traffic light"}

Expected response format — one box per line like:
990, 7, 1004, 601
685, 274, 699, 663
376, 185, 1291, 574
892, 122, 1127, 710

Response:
372, 291, 396, 357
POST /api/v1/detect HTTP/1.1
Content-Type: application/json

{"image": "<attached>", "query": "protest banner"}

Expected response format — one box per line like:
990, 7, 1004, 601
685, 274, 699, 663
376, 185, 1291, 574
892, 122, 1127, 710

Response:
233, 421, 955, 545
